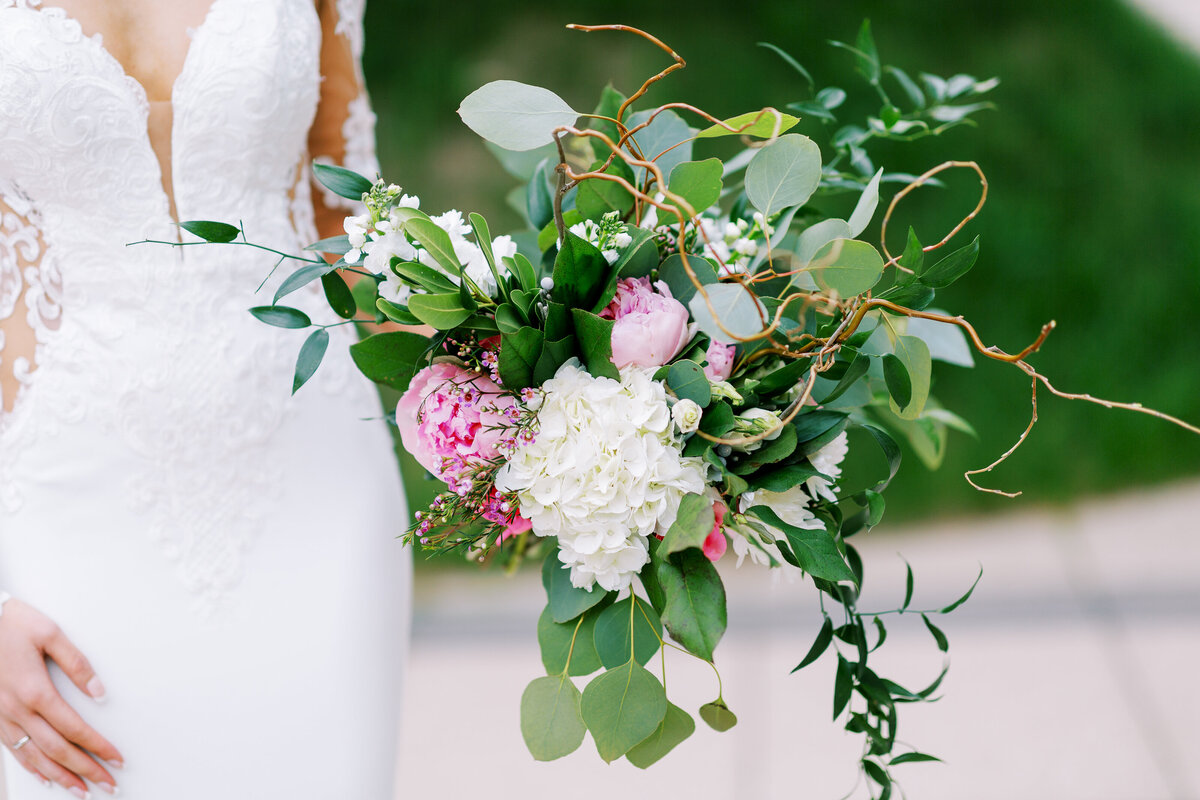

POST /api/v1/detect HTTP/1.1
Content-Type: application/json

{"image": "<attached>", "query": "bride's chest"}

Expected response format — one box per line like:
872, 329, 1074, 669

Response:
0, 0, 322, 216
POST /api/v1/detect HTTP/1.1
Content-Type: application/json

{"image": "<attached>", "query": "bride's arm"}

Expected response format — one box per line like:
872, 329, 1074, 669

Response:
0, 196, 123, 795
308, 0, 379, 243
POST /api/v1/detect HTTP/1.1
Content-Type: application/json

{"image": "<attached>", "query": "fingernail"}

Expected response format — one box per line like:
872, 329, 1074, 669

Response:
68, 787, 89, 800
40, 778, 51, 788
86, 676, 107, 702
98, 782, 118, 796
106, 758, 124, 770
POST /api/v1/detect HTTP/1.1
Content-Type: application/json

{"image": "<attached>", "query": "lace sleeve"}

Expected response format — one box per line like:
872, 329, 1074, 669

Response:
0, 188, 58, 418
309, 0, 380, 237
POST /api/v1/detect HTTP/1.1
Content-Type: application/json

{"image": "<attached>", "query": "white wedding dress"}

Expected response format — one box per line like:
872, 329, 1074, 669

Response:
0, 1, 411, 798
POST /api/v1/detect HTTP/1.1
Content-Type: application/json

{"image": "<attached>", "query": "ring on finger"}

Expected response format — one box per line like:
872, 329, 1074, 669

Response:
11, 734, 31, 751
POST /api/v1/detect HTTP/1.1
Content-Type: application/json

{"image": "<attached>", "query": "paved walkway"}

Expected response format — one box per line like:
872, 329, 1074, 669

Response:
399, 479, 1200, 800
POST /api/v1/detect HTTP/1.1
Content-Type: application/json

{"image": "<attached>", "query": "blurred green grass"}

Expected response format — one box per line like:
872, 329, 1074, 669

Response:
365, 0, 1200, 524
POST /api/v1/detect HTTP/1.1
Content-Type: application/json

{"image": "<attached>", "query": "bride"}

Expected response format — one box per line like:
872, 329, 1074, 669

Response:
0, 1, 411, 798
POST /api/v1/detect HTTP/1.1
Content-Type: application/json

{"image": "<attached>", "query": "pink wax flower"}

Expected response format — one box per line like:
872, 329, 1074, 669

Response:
703, 501, 728, 562
395, 362, 515, 478
599, 276, 691, 369
704, 340, 736, 381
480, 487, 534, 540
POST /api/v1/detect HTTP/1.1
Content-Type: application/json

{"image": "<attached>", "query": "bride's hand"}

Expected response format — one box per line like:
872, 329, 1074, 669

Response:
0, 598, 123, 797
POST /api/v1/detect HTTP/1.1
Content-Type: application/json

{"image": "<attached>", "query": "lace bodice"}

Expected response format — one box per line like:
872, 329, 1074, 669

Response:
0, 0, 381, 608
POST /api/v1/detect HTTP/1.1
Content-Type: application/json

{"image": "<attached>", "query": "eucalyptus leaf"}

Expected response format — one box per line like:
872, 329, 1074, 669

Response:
581, 662, 668, 763
273, 262, 339, 303
888, 334, 931, 419
658, 254, 717, 306
626, 702, 695, 769
520, 675, 586, 761
847, 168, 884, 238
666, 360, 711, 407
541, 549, 609, 623
665, 158, 723, 217
626, 108, 694, 186
658, 493, 716, 557
745, 134, 822, 215
811, 238, 885, 297
538, 605, 603, 677
795, 219, 853, 266
458, 80, 579, 151
882, 353, 912, 409
688, 283, 767, 343
698, 700, 738, 732
593, 595, 663, 669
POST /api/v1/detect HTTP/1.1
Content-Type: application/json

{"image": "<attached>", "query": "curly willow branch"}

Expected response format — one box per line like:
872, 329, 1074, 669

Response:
559, 26, 1200, 470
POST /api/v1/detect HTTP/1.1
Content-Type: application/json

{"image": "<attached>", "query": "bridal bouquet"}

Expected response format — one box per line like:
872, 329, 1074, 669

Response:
169, 21, 1199, 798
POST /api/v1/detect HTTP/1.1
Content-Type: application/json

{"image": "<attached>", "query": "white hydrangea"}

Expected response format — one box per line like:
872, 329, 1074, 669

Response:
494, 360, 708, 592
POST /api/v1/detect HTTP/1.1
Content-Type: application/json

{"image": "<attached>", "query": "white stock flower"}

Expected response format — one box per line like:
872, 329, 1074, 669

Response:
725, 518, 782, 568
741, 484, 825, 530
363, 229, 417, 275
343, 213, 370, 263
805, 431, 849, 502
671, 399, 702, 434
494, 361, 707, 592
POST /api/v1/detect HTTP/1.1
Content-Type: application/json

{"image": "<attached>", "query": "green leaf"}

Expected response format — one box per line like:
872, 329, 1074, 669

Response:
878, 282, 935, 310
520, 675, 586, 761
665, 158, 723, 217
854, 19, 881, 83
626, 702, 695, 768
696, 110, 799, 139
495, 303, 524, 334
902, 559, 914, 610
658, 493, 716, 557
593, 595, 663, 669
576, 161, 635, 222
509, 253, 538, 294
890, 752, 943, 765
553, 232, 609, 311
745, 134, 823, 216
795, 218, 853, 266
348, 330, 428, 391
666, 360, 711, 407
274, 262, 339, 303
906, 315, 974, 367
811, 238, 885, 297
375, 299, 419, 325
921, 613, 949, 652
321, 272, 356, 319
862, 424, 902, 492
757, 42, 815, 90
940, 566, 983, 613
847, 168, 884, 238
292, 328, 329, 394
458, 80, 579, 151
919, 235, 979, 288
179, 220, 240, 243
499, 326, 545, 390
527, 158, 555, 231
658, 254, 717, 307
468, 212, 505, 298
833, 655, 853, 719
625, 108, 694, 187
392, 260, 459, 294
881, 353, 912, 409
657, 550, 727, 662
863, 759, 889, 787
899, 226, 924, 277
688, 283, 767, 342
745, 463, 825, 493
538, 605, 603, 677
748, 506, 856, 583
404, 218, 462, 277
729, 424, 798, 473
887, 66, 926, 109
699, 700, 738, 732
249, 306, 311, 329
699, 401, 736, 436
792, 617, 834, 672
613, 226, 660, 279
541, 550, 610, 623
888, 334, 931, 419
792, 410, 851, 446
581, 661, 668, 763
818, 352, 870, 404
407, 292, 471, 330
570, 309, 619, 380
304, 234, 352, 255
533, 335, 575, 385
312, 163, 372, 200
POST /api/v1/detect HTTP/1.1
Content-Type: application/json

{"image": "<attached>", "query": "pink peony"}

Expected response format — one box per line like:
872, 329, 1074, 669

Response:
395, 362, 515, 480
703, 501, 728, 562
704, 340, 736, 381
599, 277, 691, 369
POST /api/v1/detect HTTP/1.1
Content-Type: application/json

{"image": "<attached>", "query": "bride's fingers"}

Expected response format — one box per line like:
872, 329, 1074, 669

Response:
38, 624, 106, 702
35, 688, 124, 769
0, 718, 55, 788
20, 713, 118, 796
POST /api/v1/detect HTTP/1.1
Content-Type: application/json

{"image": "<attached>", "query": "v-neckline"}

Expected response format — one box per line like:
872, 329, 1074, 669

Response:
33, 0, 229, 226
